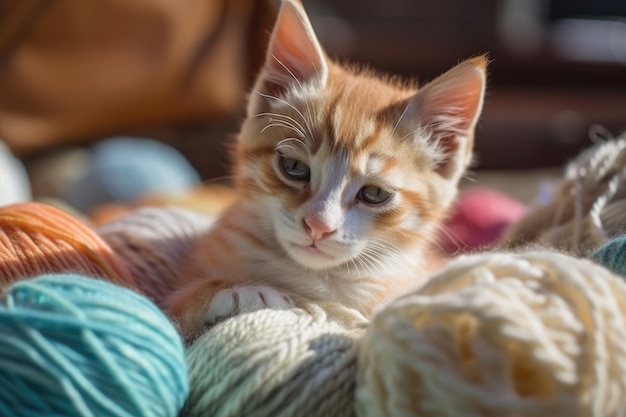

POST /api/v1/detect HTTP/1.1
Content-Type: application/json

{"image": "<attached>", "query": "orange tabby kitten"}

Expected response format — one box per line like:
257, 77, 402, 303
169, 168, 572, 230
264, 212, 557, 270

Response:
167, 0, 487, 341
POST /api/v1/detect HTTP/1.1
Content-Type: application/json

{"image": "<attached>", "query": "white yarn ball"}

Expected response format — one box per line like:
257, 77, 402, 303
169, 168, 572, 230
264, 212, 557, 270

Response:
357, 251, 626, 417
0, 141, 31, 205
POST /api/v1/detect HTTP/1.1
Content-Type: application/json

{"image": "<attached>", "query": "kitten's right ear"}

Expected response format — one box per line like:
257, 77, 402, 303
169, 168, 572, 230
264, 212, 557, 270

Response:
251, 0, 328, 105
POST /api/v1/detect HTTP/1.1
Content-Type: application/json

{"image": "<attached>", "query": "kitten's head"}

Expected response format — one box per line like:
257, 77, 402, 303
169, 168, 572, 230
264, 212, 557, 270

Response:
234, 0, 486, 272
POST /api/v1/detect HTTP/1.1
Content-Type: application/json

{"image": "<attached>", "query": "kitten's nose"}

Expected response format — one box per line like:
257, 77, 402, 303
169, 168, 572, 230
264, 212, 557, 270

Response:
303, 216, 336, 242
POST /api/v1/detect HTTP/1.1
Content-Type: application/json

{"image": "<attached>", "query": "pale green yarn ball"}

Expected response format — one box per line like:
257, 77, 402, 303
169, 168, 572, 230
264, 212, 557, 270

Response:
183, 300, 367, 417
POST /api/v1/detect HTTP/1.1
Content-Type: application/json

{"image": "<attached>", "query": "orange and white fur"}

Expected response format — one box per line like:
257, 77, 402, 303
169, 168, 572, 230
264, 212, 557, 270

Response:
167, 0, 487, 341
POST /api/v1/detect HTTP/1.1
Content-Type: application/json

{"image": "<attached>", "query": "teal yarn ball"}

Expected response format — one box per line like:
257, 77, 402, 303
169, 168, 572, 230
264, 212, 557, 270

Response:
591, 235, 626, 276
0, 273, 188, 417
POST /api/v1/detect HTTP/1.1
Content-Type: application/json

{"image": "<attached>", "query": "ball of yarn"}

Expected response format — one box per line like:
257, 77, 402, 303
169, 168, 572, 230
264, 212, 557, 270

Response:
357, 251, 626, 417
184, 299, 367, 417
0, 140, 31, 205
501, 133, 626, 255
90, 183, 235, 226
441, 187, 526, 254
0, 273, 188, 417
590, 234, 626, 276
63, 137, 201, 213
27, 147, 91, 202
98, 206, 213, 307
0, 202, 134, 291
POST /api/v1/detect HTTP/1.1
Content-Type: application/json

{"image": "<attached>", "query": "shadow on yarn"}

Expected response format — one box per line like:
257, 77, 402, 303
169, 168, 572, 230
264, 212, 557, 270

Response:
98, 206, 214, 307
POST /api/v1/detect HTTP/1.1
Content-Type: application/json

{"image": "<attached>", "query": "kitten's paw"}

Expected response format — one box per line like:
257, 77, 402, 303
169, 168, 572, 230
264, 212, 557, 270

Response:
205, 285, 294, 325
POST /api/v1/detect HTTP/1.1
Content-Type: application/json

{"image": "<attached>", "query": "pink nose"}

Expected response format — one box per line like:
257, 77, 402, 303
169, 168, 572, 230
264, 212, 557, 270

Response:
303, 216, 336, 241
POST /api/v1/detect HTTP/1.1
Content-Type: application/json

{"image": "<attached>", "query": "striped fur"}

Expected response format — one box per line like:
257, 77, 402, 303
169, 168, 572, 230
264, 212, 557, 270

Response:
167, 0, 487, 341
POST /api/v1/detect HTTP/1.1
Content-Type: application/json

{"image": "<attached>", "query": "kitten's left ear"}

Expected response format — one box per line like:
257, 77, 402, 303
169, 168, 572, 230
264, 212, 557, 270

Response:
249, 0, 328, 113
403, 56, 487, 181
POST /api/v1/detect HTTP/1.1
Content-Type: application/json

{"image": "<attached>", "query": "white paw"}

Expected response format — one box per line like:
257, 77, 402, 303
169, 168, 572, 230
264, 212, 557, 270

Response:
205, 285, 294, 325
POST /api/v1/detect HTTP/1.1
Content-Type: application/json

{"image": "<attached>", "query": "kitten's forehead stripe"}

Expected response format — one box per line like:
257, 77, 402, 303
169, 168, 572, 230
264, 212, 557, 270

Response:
322, 92, 341, 155
318, 72, 413, 165
367, 154, 398, 176
355, 124, 385, 155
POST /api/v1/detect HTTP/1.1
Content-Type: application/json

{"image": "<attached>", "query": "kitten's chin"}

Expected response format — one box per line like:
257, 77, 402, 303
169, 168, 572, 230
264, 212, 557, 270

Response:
283, 242, 348, 270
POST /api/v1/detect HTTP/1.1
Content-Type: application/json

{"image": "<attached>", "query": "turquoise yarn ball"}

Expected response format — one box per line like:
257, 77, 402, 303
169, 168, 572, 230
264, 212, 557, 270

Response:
591, 235, 626, 277
0, 274, 188, 417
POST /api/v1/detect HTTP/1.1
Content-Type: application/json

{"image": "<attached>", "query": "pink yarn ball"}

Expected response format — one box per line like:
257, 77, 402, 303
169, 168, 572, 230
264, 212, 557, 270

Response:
441, 187, 527, 254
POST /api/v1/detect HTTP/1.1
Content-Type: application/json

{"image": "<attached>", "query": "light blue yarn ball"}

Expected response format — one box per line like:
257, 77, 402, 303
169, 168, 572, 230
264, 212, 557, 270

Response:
64, 137, 201, 212
0, 273, 189, 417
591, 236, 626, 277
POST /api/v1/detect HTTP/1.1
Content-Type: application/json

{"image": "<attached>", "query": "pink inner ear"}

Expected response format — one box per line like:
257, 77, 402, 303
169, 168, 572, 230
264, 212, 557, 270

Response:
433, 133, 460, 172
259, 1, 326, 97
402, 58, 486, 178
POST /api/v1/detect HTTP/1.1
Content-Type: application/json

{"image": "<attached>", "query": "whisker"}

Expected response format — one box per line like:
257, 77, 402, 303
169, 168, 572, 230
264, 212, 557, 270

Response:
430, 222, 466, 255
254, 112, 307, 137
365, 240, 415, 277
276, 137, 307, 152
350, 258, 364, 277
201, 175, 235, 186
271, 55, 318, 140
359, 245, 396, 276
399, 125, 427, 141
277, 137, 307, 147
275, 138, 308, 156
261, 122, 305, 137
392, 101, 410, 136
356, 253, 377, 277
255, 91, 315, 140
274, 145, 299, 154
272, 55, 303, 87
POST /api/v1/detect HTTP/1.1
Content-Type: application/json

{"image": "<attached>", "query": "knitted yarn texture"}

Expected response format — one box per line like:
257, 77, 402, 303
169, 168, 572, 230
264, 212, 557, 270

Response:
357, 250, 626, 417
590, 234, 626, 277
184, 299, 367, 417
502, 133, 626, 255
98, 206, 213, 307
0, 202, 133, 290
0, 273, 188, 417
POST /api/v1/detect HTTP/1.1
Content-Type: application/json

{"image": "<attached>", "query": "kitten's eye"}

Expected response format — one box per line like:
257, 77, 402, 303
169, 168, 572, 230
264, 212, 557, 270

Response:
280, 156, 310, 181
358, 186, 392, 205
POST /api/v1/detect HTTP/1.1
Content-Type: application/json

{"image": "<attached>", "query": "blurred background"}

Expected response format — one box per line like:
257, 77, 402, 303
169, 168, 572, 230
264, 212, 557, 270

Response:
1, 0, 625, 220
304, 0, 626, 170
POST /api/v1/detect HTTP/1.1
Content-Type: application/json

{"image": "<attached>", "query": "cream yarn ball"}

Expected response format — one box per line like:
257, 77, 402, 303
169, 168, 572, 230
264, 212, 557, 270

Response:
357, 251, 626, 417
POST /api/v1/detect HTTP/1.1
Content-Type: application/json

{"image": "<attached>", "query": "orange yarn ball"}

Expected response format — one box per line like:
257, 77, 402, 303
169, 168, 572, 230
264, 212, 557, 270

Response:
0, 202, 134, 290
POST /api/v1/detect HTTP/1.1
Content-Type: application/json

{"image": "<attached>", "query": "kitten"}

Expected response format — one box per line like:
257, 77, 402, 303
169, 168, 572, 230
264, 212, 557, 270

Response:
167, 0, 487, 341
